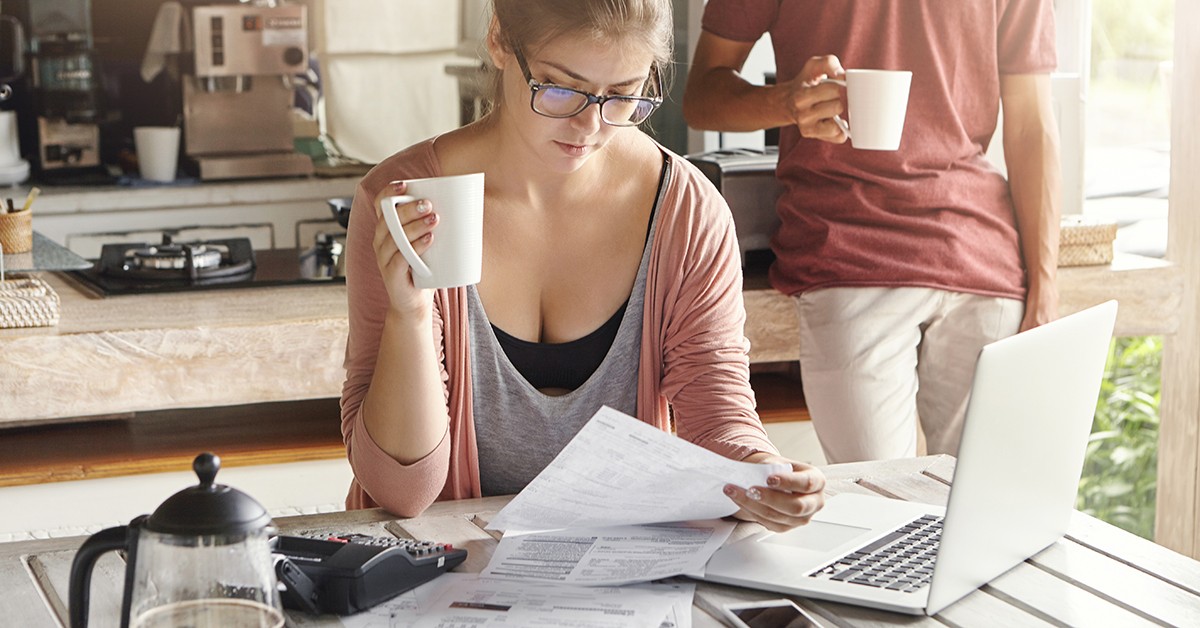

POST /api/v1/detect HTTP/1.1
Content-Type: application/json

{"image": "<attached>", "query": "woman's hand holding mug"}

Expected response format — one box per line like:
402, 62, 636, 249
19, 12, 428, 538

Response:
372, 181, 438, 317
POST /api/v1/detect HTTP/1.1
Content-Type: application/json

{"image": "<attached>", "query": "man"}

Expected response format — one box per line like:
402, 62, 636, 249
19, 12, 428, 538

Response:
683, 1, 1062, 462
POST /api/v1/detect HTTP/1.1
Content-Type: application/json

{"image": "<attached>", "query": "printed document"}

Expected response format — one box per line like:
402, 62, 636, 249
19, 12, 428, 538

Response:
415, 577, 694, 628
487, 406, 788, 534
299, 573, 694, 628
480, 519, 736, 586
312, 573, 691, 628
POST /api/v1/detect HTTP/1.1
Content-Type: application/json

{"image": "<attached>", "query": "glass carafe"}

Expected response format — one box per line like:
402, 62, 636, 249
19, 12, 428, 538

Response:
69, 453, 284, 628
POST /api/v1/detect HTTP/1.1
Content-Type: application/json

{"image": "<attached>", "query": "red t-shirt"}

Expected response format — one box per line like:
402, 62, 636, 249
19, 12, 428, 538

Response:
701, 0, 1056, 299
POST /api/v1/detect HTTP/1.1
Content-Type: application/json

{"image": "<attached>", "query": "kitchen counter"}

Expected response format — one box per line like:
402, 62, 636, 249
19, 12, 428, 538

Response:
0, 252, 1181, 426
743, 252, 1183, 363
0, 273, 349, 426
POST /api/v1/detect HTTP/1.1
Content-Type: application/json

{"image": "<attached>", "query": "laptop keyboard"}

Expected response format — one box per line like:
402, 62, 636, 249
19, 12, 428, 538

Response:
809, 514, 943, 593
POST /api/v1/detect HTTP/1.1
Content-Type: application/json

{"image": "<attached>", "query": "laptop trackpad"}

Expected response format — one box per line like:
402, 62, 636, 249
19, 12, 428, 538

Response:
761, 521, 872, 552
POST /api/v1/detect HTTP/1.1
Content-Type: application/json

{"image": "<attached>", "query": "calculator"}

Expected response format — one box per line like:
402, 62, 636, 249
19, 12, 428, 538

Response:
274, 532, 468, 615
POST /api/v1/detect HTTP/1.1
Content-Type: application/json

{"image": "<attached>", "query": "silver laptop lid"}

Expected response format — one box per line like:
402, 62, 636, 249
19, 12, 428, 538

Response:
926, 300, 1118, 614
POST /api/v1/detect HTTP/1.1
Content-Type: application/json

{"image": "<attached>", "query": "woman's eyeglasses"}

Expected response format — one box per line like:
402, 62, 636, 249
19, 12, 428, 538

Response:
513, 47, 663, 127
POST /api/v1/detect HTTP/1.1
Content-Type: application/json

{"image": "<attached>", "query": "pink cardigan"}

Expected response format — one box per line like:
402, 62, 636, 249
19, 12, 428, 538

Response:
341, 139, 778, 516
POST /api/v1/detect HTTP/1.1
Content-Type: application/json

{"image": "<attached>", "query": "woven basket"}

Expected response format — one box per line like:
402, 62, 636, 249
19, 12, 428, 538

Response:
0, 208, 32, 254
1059, 215, 1118, 267
0, 275, 60, 328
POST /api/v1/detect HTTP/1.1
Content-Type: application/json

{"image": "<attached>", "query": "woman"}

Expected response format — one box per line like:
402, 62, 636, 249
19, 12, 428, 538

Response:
341, 0, 825, 532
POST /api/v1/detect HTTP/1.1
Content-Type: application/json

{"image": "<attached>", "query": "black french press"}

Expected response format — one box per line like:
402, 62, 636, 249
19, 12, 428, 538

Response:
68, 452, 284, 628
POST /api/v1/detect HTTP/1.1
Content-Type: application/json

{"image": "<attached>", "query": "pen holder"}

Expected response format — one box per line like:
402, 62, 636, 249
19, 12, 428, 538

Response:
0, 208, 32, 254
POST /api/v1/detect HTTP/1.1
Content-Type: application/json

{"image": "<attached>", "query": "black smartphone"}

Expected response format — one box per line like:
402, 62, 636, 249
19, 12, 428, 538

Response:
721, 599, 824, 628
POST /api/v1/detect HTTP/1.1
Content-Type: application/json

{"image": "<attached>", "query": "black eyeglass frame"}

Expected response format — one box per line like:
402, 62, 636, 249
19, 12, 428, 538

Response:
512, 47, 664, 127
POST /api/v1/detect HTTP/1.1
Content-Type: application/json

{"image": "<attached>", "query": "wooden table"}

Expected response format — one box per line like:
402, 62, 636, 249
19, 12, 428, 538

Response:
4, 455, 1198, 627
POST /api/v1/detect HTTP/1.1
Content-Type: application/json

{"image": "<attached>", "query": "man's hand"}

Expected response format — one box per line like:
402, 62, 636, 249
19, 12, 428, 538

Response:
784, 55, 849, 144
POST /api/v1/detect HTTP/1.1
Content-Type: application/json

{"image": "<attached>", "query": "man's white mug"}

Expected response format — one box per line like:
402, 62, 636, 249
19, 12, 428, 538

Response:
379, 172, 485, 290
822, 69, 912, 151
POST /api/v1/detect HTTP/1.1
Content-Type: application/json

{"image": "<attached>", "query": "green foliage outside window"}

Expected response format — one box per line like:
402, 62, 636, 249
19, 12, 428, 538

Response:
1076, 336, 1161, 540
1091, 0, 1174, 65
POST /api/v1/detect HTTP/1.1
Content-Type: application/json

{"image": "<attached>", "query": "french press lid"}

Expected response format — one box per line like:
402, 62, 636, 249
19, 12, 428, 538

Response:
144, 452, 273, 536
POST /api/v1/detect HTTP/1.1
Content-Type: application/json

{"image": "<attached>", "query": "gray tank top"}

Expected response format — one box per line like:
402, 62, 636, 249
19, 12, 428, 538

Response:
468, 183, 665, 497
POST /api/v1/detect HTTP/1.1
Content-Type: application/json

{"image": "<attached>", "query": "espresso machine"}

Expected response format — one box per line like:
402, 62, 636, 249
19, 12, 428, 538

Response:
182, 1, 313, 180
1, 0, 109, 180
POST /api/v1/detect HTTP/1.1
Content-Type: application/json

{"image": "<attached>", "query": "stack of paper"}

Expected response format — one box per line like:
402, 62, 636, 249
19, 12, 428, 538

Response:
316, 406, 786, 628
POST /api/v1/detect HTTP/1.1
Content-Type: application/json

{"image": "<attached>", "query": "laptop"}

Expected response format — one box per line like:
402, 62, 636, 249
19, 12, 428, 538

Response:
701, 300, 1118, 615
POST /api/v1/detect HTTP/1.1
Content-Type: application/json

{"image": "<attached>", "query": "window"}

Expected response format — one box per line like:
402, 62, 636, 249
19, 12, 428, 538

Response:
1077, 0, 1174, 259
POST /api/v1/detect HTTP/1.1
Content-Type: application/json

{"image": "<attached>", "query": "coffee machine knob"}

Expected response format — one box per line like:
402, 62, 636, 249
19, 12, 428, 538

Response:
284, 47, 304, 67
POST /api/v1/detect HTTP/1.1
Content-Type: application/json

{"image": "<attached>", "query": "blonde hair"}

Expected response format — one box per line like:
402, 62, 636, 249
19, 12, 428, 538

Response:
484, 0, 673, 114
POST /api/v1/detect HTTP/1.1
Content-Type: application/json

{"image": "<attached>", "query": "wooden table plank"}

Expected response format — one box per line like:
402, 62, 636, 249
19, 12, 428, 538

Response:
0, 555, 59, 628
1030, 538, 1200, 626
918, 455, 957, 485
933, 588, 1057, 628
1067, 510, 1200, 595
818, 455, 954, 485
857, 472, 951, 507
830, 455, 952, 507
28, 548, 126, 628
983, 557, 1159, 627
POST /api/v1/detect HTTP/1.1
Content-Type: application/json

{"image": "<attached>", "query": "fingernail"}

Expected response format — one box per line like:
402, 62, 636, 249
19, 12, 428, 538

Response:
425, 213, 437, 225
394, 181, 407, 192
723, 485, 736, 497
747, 487, 762, 502
416, 200, 431, 215
767, 475, 780, 487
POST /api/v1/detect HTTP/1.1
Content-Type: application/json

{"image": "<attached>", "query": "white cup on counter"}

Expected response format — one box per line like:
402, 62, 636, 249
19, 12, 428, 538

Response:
379, 172, 485, 290
0, 111, 21, 166
0, 111, 30, 186
134, 126, 181, 182
821, 69, 913, 151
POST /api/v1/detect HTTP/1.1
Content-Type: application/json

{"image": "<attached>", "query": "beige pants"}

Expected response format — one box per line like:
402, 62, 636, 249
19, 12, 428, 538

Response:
796, 286, 1024, 463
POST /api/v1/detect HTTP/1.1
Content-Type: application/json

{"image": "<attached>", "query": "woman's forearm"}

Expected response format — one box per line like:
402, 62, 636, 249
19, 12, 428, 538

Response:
361, 307, 452, 464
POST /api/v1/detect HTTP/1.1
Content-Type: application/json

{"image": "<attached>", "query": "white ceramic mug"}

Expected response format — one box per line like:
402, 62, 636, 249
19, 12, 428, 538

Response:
0, 111, 21, 166
822, 69, 912, 151
134, 126, 181, 182
379, 172, 485, 289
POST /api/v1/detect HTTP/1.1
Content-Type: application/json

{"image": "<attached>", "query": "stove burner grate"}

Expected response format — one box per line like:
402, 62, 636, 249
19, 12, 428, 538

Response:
67, 236, 344, 297
98, 236, 256, 284
127, 239, 225, 271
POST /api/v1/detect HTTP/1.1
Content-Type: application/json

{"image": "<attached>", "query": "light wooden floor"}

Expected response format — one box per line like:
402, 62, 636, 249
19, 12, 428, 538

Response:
0, 398, 346, 488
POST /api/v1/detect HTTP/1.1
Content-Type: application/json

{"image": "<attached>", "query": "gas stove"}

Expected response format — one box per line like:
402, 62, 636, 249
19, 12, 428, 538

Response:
69, 235, 344, 297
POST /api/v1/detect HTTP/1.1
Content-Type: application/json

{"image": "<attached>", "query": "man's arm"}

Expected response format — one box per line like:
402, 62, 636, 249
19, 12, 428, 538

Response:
683, 30, 846, 142
1000, 73, 1061, 331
